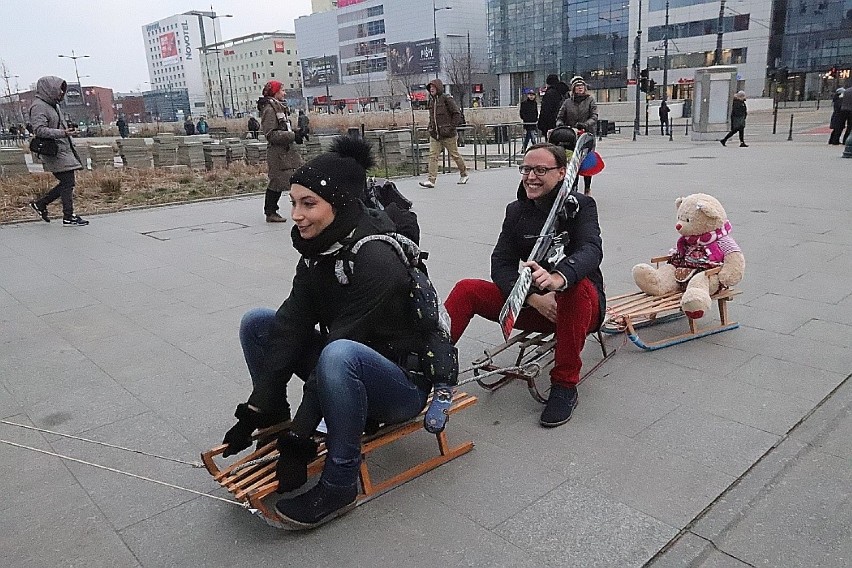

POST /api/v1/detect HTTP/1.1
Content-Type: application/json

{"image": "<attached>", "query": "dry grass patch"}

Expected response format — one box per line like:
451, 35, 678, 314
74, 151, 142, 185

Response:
1, 162, 268, 224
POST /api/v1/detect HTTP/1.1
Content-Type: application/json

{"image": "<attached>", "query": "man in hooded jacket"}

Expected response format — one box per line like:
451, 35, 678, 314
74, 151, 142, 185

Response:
419, 79, 468, 188
537, 74, 569, 136
28, 76, 88, 226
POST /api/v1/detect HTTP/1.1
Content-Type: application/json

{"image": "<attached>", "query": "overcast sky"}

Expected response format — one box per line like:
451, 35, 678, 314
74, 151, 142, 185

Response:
1, 0, 313, 93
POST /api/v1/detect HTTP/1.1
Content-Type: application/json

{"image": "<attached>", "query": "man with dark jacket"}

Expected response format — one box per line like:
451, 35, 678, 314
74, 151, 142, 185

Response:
519, 89, 539, 151
419, 79, 468, 188
444, 143, 604, 427
537, 74, 569, 136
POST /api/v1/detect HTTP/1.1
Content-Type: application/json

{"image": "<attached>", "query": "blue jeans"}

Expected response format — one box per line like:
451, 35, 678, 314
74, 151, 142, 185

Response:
240, 307, 321, 415
522, 129, 536, 150
315, 339, 429, 487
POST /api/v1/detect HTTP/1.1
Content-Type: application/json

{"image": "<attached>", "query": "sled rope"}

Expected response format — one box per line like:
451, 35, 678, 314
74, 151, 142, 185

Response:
0, 438, 247, 508
1, 419, 203, 468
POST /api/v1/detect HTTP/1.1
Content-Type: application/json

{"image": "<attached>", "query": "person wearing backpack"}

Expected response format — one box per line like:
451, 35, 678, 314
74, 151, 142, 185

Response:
27, 76, 88, 226
220, 136, 457, 529
418, 79, 468, 188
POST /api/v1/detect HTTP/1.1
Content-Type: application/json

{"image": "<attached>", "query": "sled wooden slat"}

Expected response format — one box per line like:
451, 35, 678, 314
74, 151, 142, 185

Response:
602, 260, 741, 350
201, 391, 477, 527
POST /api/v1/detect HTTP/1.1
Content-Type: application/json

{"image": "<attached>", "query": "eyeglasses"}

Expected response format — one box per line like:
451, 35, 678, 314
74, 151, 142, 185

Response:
519, 165, 561, 176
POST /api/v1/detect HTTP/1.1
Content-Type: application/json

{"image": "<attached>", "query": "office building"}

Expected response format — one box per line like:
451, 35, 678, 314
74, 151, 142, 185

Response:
142, 12, 222, 116
201, 32, 301, 117
295, 0, 492, 111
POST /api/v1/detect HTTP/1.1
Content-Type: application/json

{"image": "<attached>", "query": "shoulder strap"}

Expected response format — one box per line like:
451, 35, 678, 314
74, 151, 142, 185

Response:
334, 233, 421, 285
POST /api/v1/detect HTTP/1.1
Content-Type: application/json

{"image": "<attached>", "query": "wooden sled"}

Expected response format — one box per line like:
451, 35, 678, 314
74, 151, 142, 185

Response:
201, 391, 477, 528
471, 329, 612, 403
602, 258, 741, 351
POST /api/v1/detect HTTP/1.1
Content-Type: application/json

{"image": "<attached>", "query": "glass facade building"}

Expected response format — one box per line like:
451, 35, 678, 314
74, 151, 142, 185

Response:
769, 0, 852, 99
487, 0, 629, 104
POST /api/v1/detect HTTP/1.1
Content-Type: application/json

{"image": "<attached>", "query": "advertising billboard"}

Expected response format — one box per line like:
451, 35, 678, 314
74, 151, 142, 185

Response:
387, 39, 439, 75
338, 0, 368, 6
274, 40, 285, 53
159, 31, 179, 64
301, 55, 340, 87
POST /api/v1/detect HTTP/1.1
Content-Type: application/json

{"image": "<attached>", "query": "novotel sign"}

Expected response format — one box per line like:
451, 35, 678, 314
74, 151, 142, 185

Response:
182, 21, 193, 60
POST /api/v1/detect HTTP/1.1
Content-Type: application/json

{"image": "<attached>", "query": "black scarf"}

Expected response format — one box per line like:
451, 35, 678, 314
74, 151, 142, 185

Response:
290, 202, 363, 258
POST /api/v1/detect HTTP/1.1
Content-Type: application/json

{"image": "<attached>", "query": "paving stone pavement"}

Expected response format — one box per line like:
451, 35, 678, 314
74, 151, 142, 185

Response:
1, 130, 850, 567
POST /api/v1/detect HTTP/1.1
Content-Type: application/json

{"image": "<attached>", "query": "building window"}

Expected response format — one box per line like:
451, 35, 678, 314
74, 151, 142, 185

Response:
270, 61, 274, 66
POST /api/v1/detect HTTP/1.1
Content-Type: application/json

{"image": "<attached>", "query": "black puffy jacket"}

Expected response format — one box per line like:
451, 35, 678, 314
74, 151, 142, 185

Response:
490, 181, 605, 326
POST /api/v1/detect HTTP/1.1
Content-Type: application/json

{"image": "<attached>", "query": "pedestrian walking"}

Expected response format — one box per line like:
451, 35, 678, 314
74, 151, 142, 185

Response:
659, 100, 671, 136
116, 116, 129, 138
829, 88, 845, 145
27, 76, 88, 226
720, 91, 748, 147
840, 85, 852, 144
184, 116, 196, 136
556, 76, 598, 195
258, 80, 303, 222
297, 110, 310, 142
418, 79, 468, 188
519, 89, 539, 152
537, 74, 569, 137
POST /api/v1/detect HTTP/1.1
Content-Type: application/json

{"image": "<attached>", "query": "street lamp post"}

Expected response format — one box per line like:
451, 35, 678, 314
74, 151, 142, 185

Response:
714, 0, 726, 65
188, 10, 232, 117
58, 49, 90, 123
432, 1, 453, 80
662, 0, 672, 141
632, 0, 642, 141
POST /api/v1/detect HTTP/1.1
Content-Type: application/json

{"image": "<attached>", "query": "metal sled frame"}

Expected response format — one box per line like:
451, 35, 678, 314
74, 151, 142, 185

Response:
201, 391, 477, 528
471, 330, 612, 403
601, 259, 741, 351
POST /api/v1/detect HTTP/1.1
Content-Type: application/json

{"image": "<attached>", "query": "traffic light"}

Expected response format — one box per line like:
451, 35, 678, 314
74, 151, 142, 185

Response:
639, 68, 649, 92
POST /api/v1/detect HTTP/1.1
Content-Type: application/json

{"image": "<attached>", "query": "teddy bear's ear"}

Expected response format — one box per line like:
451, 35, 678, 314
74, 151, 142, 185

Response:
675, 196, 684, 208
696, 200, 723, 219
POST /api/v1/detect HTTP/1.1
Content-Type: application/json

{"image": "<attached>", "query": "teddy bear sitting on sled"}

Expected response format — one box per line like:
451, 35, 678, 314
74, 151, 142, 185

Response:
631, 193, 745, 319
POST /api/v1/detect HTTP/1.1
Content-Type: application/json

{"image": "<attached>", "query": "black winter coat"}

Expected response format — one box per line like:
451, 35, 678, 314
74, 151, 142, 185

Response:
491, 182, 606, 327
537, 83, 568, 134
248, 210, 422, 413
520, 98, 539, 130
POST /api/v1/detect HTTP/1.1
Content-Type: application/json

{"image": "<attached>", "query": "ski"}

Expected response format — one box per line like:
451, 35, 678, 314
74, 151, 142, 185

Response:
498, 132, 596, 340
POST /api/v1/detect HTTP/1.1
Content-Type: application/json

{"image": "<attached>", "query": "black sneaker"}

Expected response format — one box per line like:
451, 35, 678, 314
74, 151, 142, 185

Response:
63, 215, 89, 226
275, 480, 358, 530
539, 384, 578, 428
29, 201, 49, 222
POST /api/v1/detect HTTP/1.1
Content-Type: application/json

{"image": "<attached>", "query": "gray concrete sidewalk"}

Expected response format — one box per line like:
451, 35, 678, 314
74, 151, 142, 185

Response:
1, 132, 850, 567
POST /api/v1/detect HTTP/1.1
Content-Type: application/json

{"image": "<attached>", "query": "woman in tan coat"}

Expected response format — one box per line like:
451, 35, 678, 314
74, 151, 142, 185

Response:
258, 80, 303, 222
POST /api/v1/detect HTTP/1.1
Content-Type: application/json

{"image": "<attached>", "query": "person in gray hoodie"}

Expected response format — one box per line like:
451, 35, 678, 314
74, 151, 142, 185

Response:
28, 76, 87, 225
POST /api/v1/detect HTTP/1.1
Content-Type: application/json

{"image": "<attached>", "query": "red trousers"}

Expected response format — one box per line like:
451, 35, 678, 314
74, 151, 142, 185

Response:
445, 278, 599, 387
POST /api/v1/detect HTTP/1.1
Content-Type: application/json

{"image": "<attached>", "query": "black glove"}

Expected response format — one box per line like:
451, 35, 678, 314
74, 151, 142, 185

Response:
275, 432, 319, 493
222, 402, 291, 458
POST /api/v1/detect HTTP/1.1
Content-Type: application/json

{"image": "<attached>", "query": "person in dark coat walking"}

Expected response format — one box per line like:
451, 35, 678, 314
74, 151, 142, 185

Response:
659, 101, 671, 136
720, 91, 748, 147
829, 88, 845, 145
220, 137, 454, 529
27, 76, 88, 225
537, 74, 569, 136
444, 143, 604, 428
519, 89, 539, 152
840, 86, 852, 144
184, 117, 196, 135
247, 116, 260, 139
116, 116, 129, 138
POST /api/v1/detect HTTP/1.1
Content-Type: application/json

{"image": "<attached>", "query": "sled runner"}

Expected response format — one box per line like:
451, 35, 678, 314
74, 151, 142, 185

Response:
201, 391, 477, 527
466, 329, 612, 403
601, 257, 741, 350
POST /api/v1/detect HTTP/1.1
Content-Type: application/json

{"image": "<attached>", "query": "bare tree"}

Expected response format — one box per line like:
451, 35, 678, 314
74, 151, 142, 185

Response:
442, 42, 481, 109
385, 70, 429, 127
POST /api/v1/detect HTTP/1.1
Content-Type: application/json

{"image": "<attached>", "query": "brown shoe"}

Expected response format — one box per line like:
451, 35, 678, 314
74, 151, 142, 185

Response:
266, 212, 287, 223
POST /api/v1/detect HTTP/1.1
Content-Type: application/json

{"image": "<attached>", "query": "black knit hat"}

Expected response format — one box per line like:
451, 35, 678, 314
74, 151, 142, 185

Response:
289, 136, 375, 208
546, 74, 559, 86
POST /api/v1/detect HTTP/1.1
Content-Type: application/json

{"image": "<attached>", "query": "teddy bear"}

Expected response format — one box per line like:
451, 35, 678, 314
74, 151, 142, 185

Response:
631, 193, 745, 319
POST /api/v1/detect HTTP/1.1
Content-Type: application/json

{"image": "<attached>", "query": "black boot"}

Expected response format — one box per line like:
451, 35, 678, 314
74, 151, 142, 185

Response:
275, 432, 319, 493
275, 481, 358, 529
539, 384, 578, 427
